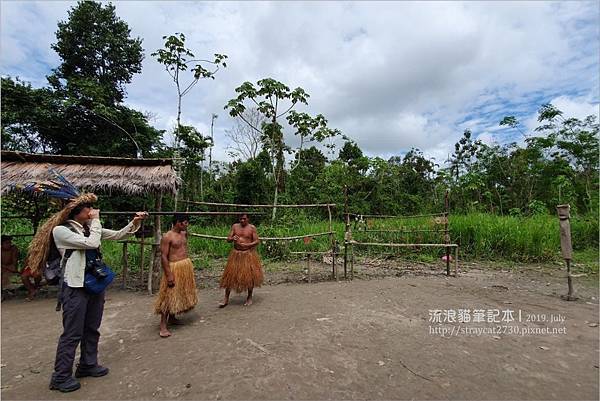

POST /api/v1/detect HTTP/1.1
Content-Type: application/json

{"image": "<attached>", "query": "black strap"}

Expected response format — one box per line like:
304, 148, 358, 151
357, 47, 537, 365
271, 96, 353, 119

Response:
55, 223, 81, 311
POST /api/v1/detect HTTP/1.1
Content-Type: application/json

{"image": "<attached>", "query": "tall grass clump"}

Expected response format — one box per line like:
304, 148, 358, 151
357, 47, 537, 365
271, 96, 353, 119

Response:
451, 213, 597, 262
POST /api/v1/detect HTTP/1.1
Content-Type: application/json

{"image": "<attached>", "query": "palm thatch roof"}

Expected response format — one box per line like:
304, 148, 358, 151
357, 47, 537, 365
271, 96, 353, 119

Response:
1, 151, 180, 195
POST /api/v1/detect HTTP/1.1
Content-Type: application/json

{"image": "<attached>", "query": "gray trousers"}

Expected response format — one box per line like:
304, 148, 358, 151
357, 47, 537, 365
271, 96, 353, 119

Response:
52, 285, 105, 382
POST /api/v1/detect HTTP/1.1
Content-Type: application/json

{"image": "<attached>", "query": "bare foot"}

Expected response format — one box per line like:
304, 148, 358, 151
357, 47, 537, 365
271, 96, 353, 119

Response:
218, 301, 228, 308
243, 298, 253, 307
159, 329, 172, 338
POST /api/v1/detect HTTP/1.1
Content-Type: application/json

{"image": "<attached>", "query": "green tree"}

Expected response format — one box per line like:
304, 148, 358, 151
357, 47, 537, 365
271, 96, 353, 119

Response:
535, 104, 599, 212
498, 105, 598, 213
288, 146, 327, 204
225, 78, 340, 218
338, 141, 369, 172
20, 0, 163, 157
449, 129, 484, 180
176, 125, 214, 201
152, 32, 227, 205
331, 141, 372, 213
399, 148, 437, 208
49, 1, 143, 105
152, 32, 227, 145
1, 77, 56, 153
234, 159, 271, 205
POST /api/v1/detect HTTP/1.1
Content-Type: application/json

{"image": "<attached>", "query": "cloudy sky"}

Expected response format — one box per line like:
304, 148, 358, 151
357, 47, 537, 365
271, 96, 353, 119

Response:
1, 1, 598, 165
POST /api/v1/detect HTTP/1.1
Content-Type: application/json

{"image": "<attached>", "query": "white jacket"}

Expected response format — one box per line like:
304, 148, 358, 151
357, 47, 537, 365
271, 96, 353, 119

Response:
52, 218, 140, 287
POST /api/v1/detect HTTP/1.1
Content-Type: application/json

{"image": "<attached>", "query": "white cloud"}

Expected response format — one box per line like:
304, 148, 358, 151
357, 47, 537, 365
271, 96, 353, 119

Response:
1, 1, 598, 164
550, 96, 599, 121
523, 95, 600, 134
477, 132, 499, 146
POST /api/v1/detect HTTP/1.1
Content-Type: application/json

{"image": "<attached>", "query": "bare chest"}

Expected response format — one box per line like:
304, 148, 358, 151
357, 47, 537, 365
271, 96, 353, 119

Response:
234, 225, 253, 239
169, 232, 187, 249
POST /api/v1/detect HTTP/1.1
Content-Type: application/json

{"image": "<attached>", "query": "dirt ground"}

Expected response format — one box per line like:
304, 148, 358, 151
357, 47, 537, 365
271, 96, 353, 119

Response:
1, 260, 598, 401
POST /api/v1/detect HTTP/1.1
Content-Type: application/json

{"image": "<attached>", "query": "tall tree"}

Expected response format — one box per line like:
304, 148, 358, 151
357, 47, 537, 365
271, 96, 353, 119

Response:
41, 0, 161, 157
153, 32, 227, 205
532, 104, 599, 212
449, 129, 484, 180
49, 1, 143, 106
225, 78, 340, 218
152, 32, 227, 145
339, 140, 369, 172
225, 108, 265, 161
1, 77, 56, 153
2, 1, 162, 158
288, 146, 327, 204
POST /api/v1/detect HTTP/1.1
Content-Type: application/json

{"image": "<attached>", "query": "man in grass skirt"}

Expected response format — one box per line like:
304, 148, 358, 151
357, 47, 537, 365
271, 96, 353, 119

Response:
219, 213, 263, 307
154, 213, 198, 337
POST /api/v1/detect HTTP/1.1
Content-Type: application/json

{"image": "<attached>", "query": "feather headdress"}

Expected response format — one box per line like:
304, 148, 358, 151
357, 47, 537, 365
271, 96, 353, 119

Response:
23, 168, 98, 275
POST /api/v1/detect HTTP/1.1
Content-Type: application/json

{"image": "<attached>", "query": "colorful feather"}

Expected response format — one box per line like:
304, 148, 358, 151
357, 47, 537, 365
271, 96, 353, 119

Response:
19, 167, 80, 201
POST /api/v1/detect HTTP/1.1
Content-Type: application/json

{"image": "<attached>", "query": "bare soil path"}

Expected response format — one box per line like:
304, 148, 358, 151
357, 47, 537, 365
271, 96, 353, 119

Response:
1, 262, 598, 400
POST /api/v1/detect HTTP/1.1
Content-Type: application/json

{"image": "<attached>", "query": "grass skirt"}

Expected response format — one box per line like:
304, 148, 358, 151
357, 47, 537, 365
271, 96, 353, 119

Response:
154, 258, 198, 315
220, 249, 264, 293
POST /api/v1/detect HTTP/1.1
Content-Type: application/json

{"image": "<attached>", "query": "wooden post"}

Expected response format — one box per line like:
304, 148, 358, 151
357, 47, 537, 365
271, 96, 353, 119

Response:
343, 186, 349, 279
444, 190, 450, 276
454, 246, 459, 276
327, 205, 336, 279
350, 242, 354, 280
121, 242, 128, 289
557, 204, 576, 301
150, 194, 163, 295
565, 259, 573, 297
307, 254, 312, 284
139, 220, 146, 287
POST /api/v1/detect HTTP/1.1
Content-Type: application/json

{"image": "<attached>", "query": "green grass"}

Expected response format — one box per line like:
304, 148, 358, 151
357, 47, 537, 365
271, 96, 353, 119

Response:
450, 213, 598, 262
572, 248, 599, 274
2, 213, 598, 273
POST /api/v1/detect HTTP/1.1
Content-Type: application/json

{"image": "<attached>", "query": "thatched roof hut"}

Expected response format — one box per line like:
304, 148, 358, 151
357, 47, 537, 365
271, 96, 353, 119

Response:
1, 151, 180, 195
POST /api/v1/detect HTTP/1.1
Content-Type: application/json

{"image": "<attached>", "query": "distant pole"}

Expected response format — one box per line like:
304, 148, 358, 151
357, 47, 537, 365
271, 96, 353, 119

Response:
200, 155, 204, 201
173, 149, 182, 212
557, 204, 576, 301
444, 190, 450, 276
209, 113, 218, 169
149, 193, 163, 295
343, 186, 349, 279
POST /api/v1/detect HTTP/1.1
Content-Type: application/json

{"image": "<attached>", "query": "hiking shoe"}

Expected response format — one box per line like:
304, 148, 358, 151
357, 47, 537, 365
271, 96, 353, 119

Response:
49, 377, 81, 392
75, 364, 109, 378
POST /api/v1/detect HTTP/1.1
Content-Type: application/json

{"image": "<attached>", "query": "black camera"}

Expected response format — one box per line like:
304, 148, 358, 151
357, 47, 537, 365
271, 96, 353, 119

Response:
86, 258, 108, 279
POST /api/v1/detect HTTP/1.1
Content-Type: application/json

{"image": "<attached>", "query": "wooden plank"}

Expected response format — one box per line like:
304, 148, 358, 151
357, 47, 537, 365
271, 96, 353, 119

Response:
327, 205, 336, 279
350, 243, 354, 280
455, 247, 459, 277
102, 211, 266, 216
290, 251, 338, 255
357, 229, 446, 233
188, 232, 334, 241
149, 194, 162, 295
121, 242, 128, 289
346, 212, 446, 219
139, 220, 145, 287
182, 200, 336, 208
349, 241, 458, 248
117, 240, 154, 245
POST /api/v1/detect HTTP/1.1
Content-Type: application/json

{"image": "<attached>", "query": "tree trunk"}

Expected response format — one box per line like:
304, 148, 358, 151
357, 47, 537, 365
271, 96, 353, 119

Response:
150, 194, 163, 295
271, 181, 279, 220
200, 158, 204, 201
